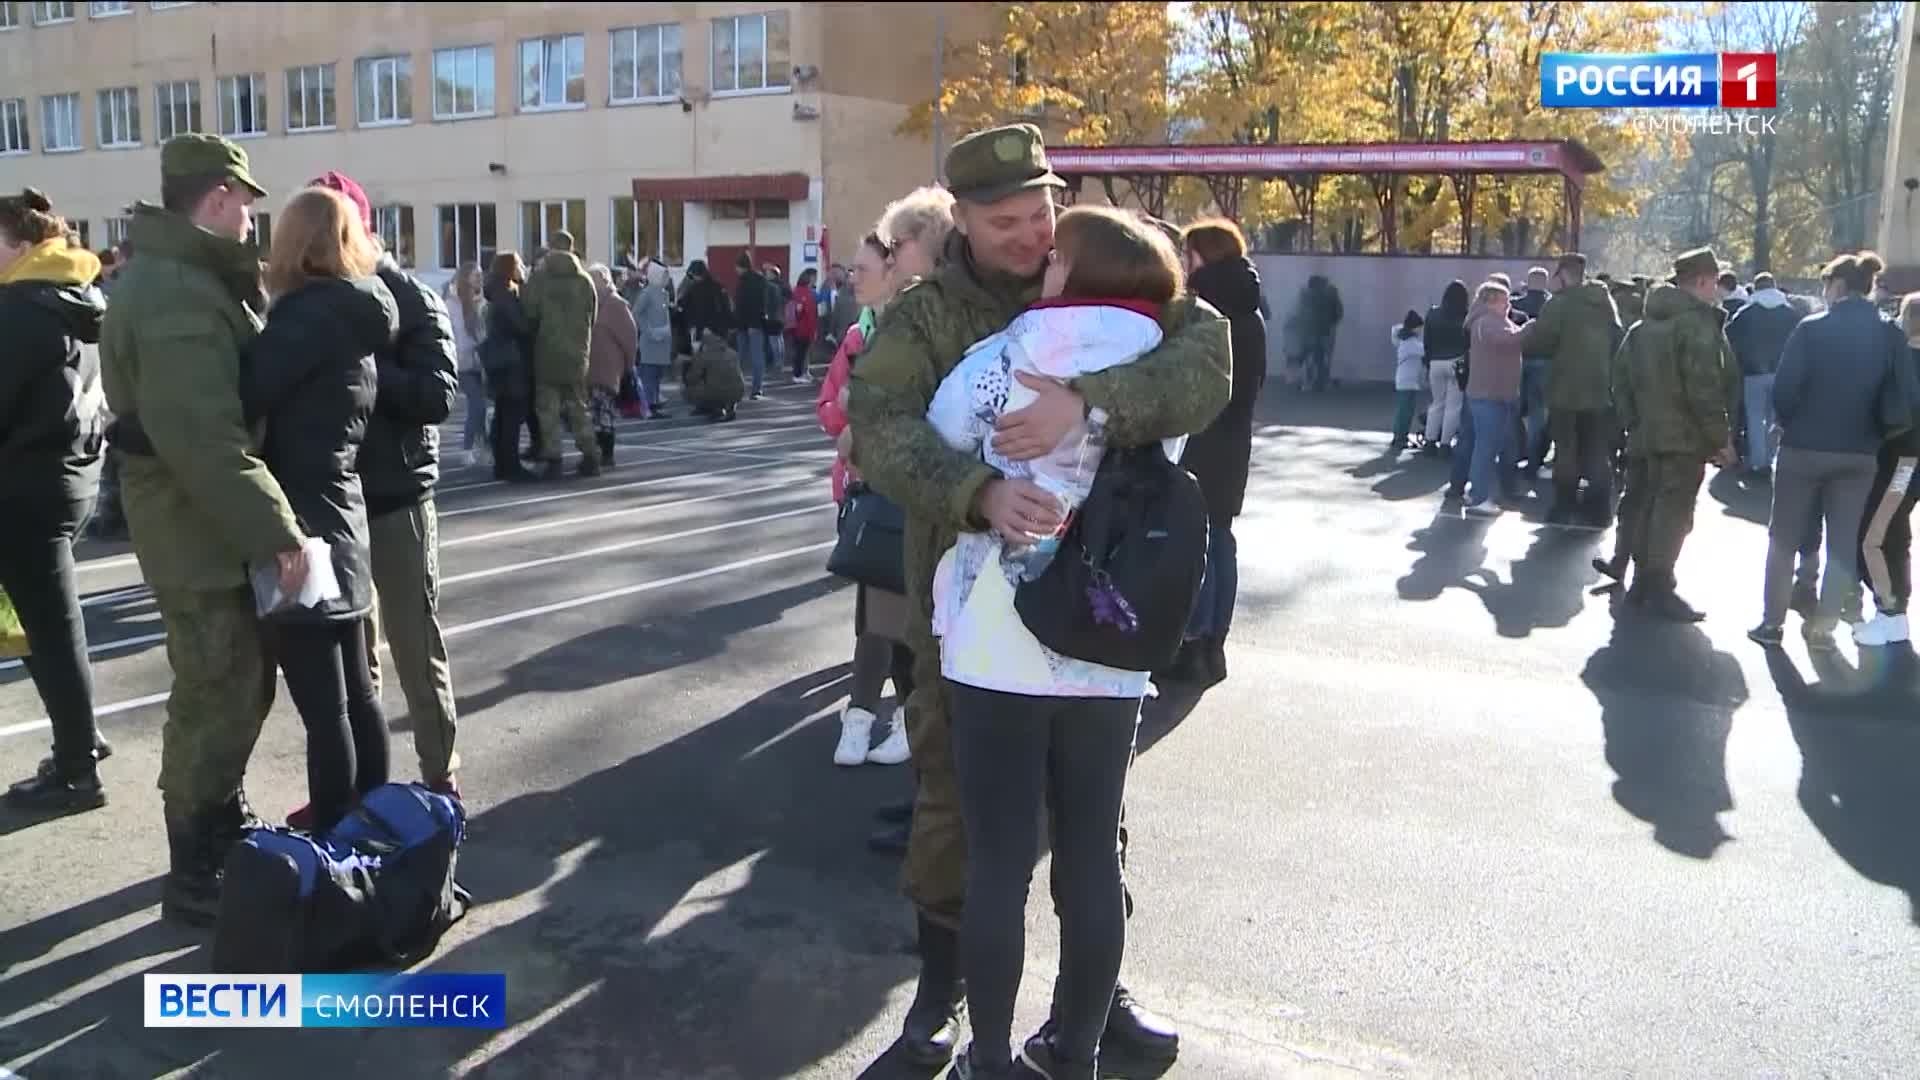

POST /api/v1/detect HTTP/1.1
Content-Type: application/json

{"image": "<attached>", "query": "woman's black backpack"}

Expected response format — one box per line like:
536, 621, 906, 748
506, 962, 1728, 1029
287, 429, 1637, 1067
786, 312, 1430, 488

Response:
1014, 444, 1209, 673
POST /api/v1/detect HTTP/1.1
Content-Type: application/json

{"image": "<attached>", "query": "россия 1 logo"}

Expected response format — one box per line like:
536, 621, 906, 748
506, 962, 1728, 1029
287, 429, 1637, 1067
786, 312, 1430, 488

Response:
1541, 52, 1777, 109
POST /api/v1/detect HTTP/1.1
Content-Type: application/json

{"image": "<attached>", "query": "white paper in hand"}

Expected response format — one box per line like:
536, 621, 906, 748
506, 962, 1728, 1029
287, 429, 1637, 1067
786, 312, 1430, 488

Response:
250, 537, 343, 616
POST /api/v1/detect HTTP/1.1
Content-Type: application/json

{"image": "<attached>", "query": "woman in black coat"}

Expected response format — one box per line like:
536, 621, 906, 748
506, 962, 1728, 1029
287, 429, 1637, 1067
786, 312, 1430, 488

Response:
244, 187, 400, 833
482, 252, 537, 483
1170, 219, 1267, 685
0, 189, 112, 812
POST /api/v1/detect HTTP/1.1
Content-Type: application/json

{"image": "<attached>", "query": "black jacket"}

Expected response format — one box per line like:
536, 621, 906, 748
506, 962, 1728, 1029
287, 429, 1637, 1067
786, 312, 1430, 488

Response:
681, 276, 733, 339
1725, 293, 1802, 376
0, 280, 107, 505
482, 277, 533, 399
1422, 305, 1469, 362
1180, 257, 1267, 522
243, 276, 398, 624
733, 267, 768, 326
360, 257, 458, 515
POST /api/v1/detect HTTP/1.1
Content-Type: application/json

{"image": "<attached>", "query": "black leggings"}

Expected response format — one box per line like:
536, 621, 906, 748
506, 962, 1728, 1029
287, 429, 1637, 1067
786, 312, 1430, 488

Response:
278, 618, 388, 832
0, 495, 99, 776
947, 681, 1140, 1068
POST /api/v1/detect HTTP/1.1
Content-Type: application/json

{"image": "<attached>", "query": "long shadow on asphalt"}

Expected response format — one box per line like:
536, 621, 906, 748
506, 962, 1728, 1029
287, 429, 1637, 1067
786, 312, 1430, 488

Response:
1461, 525, 1607, 639
1765, 646, 1920, 926
1581, 616, 1747, 860
1346, 448, 1452, 503
1707, 468, 1770, 527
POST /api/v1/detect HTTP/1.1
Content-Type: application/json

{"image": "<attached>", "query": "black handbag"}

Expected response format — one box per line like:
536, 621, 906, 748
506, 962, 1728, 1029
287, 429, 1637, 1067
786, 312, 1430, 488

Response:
827, 484, 907, 594
1014, 445, 1209, 672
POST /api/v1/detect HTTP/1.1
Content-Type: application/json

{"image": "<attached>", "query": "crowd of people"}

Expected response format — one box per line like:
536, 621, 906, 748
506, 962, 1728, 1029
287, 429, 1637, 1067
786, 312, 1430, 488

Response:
1392, 244, 1920, 648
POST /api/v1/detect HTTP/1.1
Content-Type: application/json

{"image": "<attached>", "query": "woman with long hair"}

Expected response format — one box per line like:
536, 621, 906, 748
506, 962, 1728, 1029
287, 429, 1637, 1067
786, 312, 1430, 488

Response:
244, 186, 400, 832
482, 252, 537, 483
0, 188, 111, 812
445, 261, 489, 469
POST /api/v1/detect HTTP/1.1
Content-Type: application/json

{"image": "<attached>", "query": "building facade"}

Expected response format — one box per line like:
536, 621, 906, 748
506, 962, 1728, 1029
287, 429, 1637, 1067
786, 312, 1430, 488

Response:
1880, 0, 1920, 294
0, 0, 992, 286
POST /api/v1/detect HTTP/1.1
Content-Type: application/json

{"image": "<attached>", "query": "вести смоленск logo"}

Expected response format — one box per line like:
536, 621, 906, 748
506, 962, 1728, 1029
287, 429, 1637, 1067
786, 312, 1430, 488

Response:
1541, 52, 1777, 109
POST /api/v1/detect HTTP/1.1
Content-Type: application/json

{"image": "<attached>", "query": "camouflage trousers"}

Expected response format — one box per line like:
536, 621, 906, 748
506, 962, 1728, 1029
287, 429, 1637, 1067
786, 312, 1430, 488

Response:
534, 380, 600, 466
900, 627, 1136, 931
1613, 454, 1705, 575
153, 586, 276, 817
366, 499, 460, 786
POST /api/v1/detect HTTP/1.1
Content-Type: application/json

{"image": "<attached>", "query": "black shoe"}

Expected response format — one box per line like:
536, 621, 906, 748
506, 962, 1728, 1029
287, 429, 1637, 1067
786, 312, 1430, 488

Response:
541, 459, 564, 482
1018, 1030, 1095, 1080
868, 821, 909, 856
898, 916, 966, 1067
161, 813, 223, 928
1747, 623, 1785, 647
722, 406, 738, 422
951, 1044, 1023, 1079
31, 734, 112, 778
1102, 985, 1180, 1062
874, 798, 915, 824
4, 759, 106, 813
1592, 555, 1627, 582
595, 432, 615, 467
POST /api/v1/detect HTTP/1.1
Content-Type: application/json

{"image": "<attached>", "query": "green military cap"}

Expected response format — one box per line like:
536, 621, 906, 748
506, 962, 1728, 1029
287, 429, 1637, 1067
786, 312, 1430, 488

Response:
161, 133, 268, 198
944, 123, 1065, 204
1672, 247, 1718, 280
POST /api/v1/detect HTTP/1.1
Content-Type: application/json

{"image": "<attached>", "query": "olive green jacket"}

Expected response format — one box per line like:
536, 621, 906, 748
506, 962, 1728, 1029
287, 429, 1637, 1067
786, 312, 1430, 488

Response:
847, 236, 1232, 657
1521, 280, 1622, 412
100, 204, 301, 591
1612, 284, 1739, 460
522, 251, 598, 385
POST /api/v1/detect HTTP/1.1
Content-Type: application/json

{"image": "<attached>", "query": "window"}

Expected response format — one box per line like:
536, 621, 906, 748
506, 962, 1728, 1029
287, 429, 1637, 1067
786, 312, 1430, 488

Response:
521, 200, 586, 258
32, 1, 73, 24
40, 93, 79, 151
89, 1, 129, 15
711, 199, 790, 220
155, 79, 199, 139
97, 86, 139, 147
149, 0, 193, 7
285, 63, 335, 132
711, 11, 790, 94
611, 197, 686, 266
217, 73, 267, 136
0, 3, 17, 29
438, 203, 495, 269
432, 45, 494, 119
610, 23, 682, 103
356, 55, 412, 126
105, 215, 131, 247
520, 34, 585, 110
373, 204, 414, 267
252, 211, 270, 252
0, 98, 27, 153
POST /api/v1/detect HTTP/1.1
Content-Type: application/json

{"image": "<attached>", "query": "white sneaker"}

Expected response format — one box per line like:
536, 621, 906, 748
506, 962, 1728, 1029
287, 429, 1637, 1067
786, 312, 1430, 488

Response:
834, 707, 875, 766
1853, 612, 1910, 646
866, 718, 911, 765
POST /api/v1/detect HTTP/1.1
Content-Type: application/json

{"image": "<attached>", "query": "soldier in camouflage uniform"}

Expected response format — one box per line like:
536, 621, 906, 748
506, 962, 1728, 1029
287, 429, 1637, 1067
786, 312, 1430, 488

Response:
1596, 247, 1739, 621
99, 135, 308, 925
521, 230, 602, 480
848, 123, 1230, 1068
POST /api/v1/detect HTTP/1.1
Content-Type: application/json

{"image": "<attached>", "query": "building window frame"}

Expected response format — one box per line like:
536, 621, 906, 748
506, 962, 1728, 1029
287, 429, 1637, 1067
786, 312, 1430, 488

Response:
155, 79, 199, 140
104, 215, 131, 248
0, 3, 18, 30
437, 202, 496, 270
372, 204, 415, 268
0, 98, 29, 154
216, 73, 269, 138
609, 23, 683, 105
149, 1, 194, 8
88, 0, 130, 17
610, 196, 687, 268
285, 63, 336, 134
355, 54, 413, 128
519, 33, 587, 112
521, 199, 587, 259
97, 85, 140, 148
40, 93, 81, 153
710, 11, 792, 98
432, 44, 495, 121
32, 1, 74, 25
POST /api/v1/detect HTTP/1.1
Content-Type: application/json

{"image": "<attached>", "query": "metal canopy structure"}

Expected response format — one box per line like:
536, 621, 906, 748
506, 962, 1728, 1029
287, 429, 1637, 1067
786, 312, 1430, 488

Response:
1046, 139, 1606, 252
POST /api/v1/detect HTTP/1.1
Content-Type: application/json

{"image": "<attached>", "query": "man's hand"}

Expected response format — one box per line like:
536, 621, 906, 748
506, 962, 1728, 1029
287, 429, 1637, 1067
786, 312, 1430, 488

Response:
276, 547, 311, 599
992, 371, 1086, 461
974, 477, 1064, 543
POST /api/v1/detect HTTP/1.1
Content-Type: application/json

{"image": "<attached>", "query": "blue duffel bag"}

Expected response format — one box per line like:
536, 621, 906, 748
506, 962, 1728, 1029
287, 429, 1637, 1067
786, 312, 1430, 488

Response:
213, 783, 472, 973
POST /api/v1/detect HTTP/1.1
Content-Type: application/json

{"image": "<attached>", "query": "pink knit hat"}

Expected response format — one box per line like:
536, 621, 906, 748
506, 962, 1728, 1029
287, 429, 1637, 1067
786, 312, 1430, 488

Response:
309, 170, 372, 231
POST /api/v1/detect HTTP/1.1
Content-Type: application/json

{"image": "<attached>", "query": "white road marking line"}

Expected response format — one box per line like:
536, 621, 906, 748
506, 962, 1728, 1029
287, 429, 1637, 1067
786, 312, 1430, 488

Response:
440, 460, 777, 518
439, 504, 832, 586
434, 436, 826, 495
0, 540, 837, 739
74, 554, 140, 575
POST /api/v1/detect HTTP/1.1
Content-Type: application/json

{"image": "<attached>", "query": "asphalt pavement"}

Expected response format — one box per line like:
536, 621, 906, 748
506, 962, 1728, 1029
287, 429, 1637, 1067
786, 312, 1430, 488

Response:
1, 382, 1914, 1080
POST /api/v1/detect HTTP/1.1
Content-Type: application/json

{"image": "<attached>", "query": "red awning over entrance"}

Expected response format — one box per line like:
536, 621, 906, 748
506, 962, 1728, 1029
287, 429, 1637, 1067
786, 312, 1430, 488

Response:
630, 173, 810, 202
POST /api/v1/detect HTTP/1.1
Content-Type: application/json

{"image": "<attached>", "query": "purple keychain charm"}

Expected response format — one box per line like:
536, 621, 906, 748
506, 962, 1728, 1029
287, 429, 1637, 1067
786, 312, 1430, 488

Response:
1086, 570, 1139, 633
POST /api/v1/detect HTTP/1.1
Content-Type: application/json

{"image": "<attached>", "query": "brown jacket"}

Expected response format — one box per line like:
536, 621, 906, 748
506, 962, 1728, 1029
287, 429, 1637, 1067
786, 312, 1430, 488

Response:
587, 281, 638, 392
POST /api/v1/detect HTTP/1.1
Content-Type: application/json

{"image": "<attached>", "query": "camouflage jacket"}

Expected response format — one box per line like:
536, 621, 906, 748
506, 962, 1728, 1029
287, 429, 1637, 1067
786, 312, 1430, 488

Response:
1612, 284, 1739, 459
847, 236, 1232, 660
522, 251, 598, 385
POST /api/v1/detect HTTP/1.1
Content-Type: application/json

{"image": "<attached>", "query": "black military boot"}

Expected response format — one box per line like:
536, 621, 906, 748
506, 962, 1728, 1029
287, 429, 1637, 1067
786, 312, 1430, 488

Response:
898, 915, 966, 1066
1642, 570, 1705, 623
5, 759, 106, 813
161, 811, 223, 928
